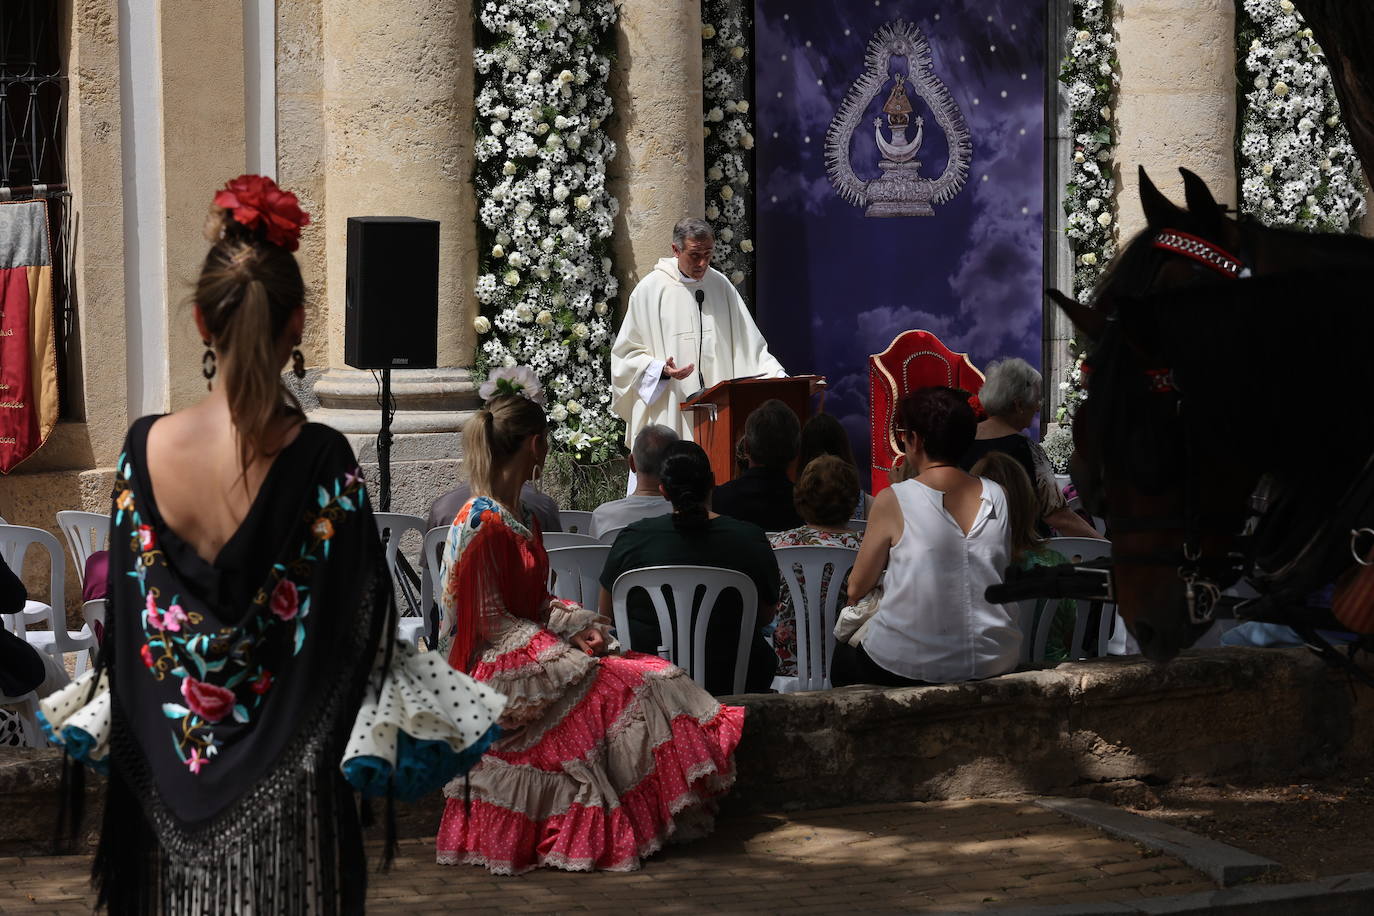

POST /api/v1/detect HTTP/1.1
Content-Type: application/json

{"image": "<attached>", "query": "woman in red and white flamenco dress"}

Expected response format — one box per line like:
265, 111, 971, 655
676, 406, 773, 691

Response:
434, 373, 744, 874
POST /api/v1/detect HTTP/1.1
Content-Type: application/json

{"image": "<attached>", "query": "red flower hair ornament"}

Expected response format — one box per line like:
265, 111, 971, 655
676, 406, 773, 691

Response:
213, 174, 310, 252
967, 394, 987, 421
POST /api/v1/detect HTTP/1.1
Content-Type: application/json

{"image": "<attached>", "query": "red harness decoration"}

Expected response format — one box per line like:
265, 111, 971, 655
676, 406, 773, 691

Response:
1153, 229, 1245, 279
1144, 368, 1177, 393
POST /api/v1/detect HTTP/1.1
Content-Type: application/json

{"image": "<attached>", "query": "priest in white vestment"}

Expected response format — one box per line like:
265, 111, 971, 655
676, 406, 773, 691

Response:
611, 217, 786, 447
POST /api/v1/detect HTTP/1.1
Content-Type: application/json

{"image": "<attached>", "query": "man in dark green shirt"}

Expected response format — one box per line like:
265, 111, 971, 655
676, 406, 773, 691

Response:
600, 514, 779, 695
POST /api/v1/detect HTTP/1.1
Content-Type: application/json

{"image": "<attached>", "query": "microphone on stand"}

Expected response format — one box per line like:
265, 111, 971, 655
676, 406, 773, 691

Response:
692, 289, 706, 392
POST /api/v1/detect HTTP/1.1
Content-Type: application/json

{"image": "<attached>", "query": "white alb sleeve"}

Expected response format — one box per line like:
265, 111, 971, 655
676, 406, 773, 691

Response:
638, 359, 669, 406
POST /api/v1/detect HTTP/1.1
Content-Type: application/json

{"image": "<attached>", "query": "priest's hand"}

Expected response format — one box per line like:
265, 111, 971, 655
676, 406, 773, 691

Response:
661, 357, 696, 380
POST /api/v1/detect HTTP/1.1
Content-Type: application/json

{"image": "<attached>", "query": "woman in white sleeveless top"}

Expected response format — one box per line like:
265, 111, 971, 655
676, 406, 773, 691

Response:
832, 387, 1020, 687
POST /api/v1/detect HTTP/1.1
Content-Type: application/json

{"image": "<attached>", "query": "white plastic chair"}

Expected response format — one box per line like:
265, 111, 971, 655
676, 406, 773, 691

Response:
421, 526, 449, 648
598, 526, 627, 545
544, 532, 600, 549
773, 545, 859, 692
55, 510, 111, 587
374, 513, 427, 615
0, 691, 45, 747
611, 565, 758, 695
395, 618, 424, 650
559, 510, 594, 535
0, 525, 97, 676
1043, 537, 1118, 659
547, 545, 611, 606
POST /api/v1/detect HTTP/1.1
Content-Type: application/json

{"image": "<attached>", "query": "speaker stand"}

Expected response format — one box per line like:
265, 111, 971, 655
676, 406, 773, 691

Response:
377, 368, 394, 512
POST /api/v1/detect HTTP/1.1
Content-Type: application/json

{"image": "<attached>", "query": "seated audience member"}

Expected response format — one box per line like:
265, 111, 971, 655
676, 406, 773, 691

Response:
427, 479, 561, 535
832, 387, 1019, 687
600, 441, 779, 695
799, 412, 873, 520
590, 424, 677, 538
1, 555, 70, 746
770, 456, 863, 680
1, 551, 23, 616
713, 398, 803, 532
961, 358, 1102, 540
971, 451, 1077, 663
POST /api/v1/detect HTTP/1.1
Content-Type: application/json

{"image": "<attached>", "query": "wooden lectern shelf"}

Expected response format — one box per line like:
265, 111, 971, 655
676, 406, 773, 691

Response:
679, 375, 825, 485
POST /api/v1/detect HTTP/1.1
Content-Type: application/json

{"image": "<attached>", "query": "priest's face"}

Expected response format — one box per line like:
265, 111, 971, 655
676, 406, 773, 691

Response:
673, 235, 714, 281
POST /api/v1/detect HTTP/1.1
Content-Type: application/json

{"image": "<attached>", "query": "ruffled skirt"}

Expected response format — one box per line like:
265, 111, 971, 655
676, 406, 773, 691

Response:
435, 648, 744, 874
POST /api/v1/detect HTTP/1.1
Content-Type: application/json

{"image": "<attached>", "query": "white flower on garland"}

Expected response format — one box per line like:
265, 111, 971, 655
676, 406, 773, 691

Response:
471, 0, 623, 464
702, 0, 754, 285
1238, 1, 1367, 232
1055, 0, 1120, 426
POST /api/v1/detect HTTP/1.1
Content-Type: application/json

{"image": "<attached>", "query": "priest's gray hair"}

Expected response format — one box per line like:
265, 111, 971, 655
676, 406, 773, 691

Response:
632, 424, 680, 478
672, 217, 715, 249
978, 357, 1042, 418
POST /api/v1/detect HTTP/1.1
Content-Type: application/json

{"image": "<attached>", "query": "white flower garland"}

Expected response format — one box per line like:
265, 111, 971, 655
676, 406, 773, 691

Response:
1238, 0, 1367, 231
471, 0, 623, 464
701, 0, 754, 285
1055, 0, 1119, 425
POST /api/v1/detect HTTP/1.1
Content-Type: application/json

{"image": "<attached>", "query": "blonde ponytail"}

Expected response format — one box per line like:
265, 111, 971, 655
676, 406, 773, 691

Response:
464, 394, 548, 496
464, 410, 496, 496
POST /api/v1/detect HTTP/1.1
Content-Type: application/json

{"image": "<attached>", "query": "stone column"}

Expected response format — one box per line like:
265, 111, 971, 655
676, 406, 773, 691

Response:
1114, 0, 1237, 238
609, 0, 706, 294
161, 0, 248, 411
312, 0, 480, 515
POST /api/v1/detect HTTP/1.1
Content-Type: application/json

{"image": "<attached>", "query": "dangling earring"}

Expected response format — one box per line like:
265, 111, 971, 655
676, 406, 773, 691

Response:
202, 341, 216, 390
291, 348, 306, 380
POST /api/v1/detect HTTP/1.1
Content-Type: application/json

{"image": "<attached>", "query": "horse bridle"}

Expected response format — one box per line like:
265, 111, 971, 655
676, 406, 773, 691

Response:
1076, 227, 1255, 625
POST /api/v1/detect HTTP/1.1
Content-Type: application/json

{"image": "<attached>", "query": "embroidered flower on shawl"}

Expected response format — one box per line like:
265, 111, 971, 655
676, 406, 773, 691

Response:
140, 645, 156, 668
185, 747, 206, 775
162, 603, 188, 633
181, 677, 236, 724
270, 580, 300, 621
312, 517, 335, 541
212, 174, 311, 252
465, 497, 504, 533
116, 490, 134, 512
250, 670, 273, 695
137, 524, 156, 551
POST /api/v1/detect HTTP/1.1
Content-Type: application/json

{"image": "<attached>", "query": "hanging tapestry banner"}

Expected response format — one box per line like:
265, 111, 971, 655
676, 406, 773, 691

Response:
753, 1, 1047, 471
0, 199, 57, 474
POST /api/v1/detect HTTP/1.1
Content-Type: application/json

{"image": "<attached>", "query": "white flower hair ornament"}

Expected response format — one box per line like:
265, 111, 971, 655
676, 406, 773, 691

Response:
479, 365, 547, 406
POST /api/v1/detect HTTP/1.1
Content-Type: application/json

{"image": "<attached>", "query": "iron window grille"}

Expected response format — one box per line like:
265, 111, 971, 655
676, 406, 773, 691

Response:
1, 1, 73, 414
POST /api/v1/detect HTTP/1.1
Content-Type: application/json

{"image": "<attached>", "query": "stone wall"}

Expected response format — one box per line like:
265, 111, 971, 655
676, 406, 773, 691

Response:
5, 648, 1372, 855
722, 649, 1374, 815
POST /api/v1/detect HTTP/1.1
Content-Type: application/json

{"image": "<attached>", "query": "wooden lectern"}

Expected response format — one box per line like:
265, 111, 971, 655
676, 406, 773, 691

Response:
680, 376, 824, 485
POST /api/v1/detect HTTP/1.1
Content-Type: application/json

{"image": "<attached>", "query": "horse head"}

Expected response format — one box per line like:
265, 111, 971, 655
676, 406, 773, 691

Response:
1046, 167, 1374, 660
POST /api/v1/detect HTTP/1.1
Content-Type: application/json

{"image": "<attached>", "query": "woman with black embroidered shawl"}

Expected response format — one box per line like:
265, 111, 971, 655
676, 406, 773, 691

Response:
40, 176, 503, 914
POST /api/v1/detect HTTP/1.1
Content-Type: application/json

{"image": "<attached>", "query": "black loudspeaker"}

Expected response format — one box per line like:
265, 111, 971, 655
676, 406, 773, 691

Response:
344, 216, 440, 369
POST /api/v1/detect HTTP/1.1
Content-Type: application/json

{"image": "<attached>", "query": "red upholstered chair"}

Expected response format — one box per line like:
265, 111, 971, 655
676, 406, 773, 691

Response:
868, 330, 984, 494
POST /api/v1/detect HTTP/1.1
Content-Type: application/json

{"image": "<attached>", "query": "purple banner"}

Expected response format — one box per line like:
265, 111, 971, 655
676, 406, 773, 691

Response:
753, 0, 1047, 470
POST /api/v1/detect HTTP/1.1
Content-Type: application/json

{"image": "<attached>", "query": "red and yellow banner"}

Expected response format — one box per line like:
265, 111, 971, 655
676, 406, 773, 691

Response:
0, 199, 58, 474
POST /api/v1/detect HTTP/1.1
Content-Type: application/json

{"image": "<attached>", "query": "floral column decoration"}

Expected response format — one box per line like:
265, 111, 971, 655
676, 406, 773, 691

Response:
471, 0, 623, 466
1237, 0, 1367, 232
1046, 0, 1119, 468
701, 0, 755, 286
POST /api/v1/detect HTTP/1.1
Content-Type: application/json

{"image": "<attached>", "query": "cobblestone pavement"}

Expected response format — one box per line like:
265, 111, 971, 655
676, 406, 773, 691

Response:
1, 800, 1214, 913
